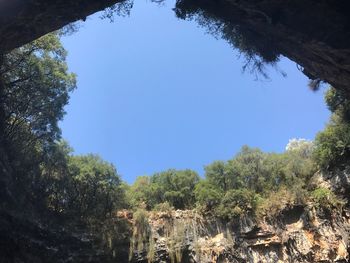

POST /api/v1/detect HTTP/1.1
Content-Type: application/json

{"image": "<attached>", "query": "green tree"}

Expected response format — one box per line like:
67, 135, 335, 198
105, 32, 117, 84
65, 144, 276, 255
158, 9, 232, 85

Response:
127, 176, 162, 209
204, 161, 230, 192
325, 87, 350, 121
283, 144, 316, 187
39, 140, 73, 212
215, 189, 260, 220
314, 115, 350, 170
151, 169, 200, 209
314, 87, 350, 170
1, 32, 76, 148
65, 154, 125, 220
0, 32, 76, 208
194, 180, 223, 208
228, 146, 267, 193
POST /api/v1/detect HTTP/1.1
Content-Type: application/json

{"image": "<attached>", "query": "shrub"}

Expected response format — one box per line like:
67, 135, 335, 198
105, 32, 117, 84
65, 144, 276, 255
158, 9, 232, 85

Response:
255, 187, 308, 219
153, 202, 174, 213
311, 187, 344, 210
130, 208, 151, 258
313, 115, 350, 170
215, 189, 259, 220
194, 180, 223, 208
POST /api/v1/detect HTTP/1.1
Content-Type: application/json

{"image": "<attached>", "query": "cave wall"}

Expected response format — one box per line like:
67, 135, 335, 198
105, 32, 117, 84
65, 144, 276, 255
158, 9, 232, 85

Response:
0, 0, 122, 52
175, 0, 350, 93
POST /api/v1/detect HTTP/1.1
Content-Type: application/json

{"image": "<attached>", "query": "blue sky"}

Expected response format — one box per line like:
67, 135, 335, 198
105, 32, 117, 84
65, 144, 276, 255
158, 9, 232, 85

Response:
60, 0, 330, 183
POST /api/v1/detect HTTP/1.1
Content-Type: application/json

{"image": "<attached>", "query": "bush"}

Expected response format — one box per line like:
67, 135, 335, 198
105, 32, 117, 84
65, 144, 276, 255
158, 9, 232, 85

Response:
194, 180, 223, 208
130, 208, 151, 256
215, 189, 259, 220
153, 202, 174, 213
313, 87, 350, 170
256, 187, 303, 218
313, 115, 350, 170
311, 187, 344, 210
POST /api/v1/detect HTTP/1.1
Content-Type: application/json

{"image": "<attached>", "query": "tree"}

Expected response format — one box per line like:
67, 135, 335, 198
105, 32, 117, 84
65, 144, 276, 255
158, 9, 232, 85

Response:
283, 144, 316, 186
228, 146, 267, 193
0, 32, 76, 209
127, 169, 200, 210
151, 169, 200, 209
66, 154, 125, 220
215, 189, 260, 220
204, 161, 229, 192
325, 87, 350, 121
1, 32, 76, 150
127, 176, 162, 209
314, 87, 350, 170
38, 140, 73, 213
314, 115, 350, 170
286, 138, 314, 158
194, 180, 223, 208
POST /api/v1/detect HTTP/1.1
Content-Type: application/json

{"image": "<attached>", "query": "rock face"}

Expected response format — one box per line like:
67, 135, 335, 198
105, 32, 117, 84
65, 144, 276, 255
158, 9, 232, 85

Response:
128, 207, 350, 263
175, 0, 350, 94
0, 0, 122, 52
0, 210, 119, 263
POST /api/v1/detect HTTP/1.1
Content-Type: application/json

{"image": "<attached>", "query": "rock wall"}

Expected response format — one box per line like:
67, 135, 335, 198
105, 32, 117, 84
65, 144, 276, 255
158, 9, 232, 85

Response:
126, 168, 350, 263
0, 211, 115, 263
0, 0, 122, 52
175, 0, 350, 94
128, 207, 350, 263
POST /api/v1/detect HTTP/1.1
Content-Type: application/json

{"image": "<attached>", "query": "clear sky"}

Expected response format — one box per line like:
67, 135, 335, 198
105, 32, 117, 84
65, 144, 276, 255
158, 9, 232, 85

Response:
60, 0, 330, 183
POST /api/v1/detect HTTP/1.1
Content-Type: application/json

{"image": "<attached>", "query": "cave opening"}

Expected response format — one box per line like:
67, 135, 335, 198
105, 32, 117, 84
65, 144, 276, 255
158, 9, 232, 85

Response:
58, 0, 330, 182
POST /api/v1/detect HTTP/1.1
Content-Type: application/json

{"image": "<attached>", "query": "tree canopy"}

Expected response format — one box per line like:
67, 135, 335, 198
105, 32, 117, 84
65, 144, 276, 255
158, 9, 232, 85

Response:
1, 32, 76, 148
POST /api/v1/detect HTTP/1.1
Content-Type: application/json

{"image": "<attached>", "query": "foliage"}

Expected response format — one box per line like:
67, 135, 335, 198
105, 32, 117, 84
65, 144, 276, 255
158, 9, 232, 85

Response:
153, 202, 174, 213
127, 176, 161, 210
227, 146, 268, 193
314, 116, 350, 169
152, 169, 199, 209
129, 208, 151, 259
255, 186, 308, 219
174, 0, 281, 80
100, 0, 133, 21
204, 161, 230, 191
0, 32, 76, 210
1, 32, 76, 148
194, 180, 223, 208
191, 143, 317, 220
311, 187, 344, 210
65, 154, 125, 220
123, 140, 322, 222
128, 169, 199, 210
286, 138, 314, 157
314, 87, 350, 170
215, 189, 260, 220
39, 142, 127, 222
167, 220, 187, 263
325, 87, 350, 121
283, 142, 317, 187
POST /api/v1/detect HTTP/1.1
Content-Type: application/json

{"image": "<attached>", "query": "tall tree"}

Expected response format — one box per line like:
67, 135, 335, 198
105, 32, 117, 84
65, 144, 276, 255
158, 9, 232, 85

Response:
1, 32, 76, 150
0, 32, 76, 207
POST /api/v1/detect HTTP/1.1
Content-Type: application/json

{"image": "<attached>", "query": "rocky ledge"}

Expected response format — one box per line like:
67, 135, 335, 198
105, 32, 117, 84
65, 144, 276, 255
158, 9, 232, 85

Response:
127, 206, 350, 263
